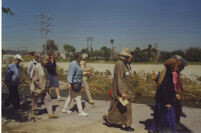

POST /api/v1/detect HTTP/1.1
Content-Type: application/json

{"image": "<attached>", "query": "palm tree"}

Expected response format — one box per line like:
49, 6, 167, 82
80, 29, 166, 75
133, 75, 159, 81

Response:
110, 39, 114, 58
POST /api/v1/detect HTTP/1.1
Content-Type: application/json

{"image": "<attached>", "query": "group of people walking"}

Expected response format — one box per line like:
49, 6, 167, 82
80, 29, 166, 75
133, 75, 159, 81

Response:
4, 48, 187, 132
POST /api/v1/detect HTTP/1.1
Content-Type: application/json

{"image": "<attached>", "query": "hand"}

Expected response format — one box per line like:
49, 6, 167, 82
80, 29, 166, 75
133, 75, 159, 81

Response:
40, 90, 46, 95
87, 72, 91, 75
50, 58, 54, 63
67, 83, 71, 90
6, 84, 10, 88
122, 94, 127, 99
165, 104, 171, 109
176, 94, 180, 100
181, 89, 184, 94
11, 71, 14, 75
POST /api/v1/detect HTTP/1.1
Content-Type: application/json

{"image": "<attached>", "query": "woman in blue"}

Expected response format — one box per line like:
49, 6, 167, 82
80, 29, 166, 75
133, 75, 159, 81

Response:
62, 53, 88, 117
45, 52, 63, 101
149, 58, 179, 133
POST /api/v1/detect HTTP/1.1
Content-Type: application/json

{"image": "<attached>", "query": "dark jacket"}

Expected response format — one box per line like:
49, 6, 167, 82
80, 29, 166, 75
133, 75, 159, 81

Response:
155, 68, 175, 105
45, 59, 57, 76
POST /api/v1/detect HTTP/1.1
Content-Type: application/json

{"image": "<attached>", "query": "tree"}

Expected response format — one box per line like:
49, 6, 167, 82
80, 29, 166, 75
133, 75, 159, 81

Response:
185, 47, 201, 62
80, 48, 89, 54
158, 51, 172, 61
171, 50, 185, 57
110, 39, 115, 58
132, 47, 147, 62
43, 39, 58, 54
101, 46, 111, 61
29, 51, 36, 56
93, 49, 104, 59
2, 7, 14, 15
2, 49, 6, 55
63, 44, 76, 57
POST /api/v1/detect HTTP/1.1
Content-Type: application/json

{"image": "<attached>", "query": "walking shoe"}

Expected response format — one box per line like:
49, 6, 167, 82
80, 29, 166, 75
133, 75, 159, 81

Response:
180, 112, 187, 117
89, 101, 94, 105
121, 126, 134, 132
79, 111, 88, 117
103, 115, 112, 127
57, 96, 64, 101
62, 108, 72, 114
148, 129, 159, 133
48, 114, 59, 119
28, 114, 40, 121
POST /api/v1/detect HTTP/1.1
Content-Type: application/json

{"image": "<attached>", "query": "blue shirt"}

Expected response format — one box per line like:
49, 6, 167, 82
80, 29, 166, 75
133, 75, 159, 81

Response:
68, 60, 82, 84
5, 63, 21, 86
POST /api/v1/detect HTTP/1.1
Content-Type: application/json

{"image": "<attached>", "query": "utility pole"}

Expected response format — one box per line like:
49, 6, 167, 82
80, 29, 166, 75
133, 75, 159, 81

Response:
110, 38, 114, 58
89, 36, 93, 54
86, 36, 93, 54
86, 37, 90, 51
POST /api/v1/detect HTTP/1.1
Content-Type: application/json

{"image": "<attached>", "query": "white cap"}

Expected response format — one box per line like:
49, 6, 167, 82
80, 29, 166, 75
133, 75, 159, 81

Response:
14, 54, 24, 61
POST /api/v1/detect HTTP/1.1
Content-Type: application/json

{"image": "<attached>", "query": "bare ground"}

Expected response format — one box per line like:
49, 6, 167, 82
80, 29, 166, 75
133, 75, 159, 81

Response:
2, 98, 201, 133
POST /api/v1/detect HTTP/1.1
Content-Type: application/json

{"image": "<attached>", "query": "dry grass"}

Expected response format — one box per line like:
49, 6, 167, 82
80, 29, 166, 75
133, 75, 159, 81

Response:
2, 66, 201, 104
86, 70, 201, 105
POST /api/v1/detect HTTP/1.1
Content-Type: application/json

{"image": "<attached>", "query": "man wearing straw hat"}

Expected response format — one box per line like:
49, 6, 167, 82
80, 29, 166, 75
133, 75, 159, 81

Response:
103, 48, 134, 132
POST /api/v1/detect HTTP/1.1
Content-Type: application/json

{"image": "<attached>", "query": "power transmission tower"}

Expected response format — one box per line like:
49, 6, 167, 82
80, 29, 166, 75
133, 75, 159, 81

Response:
39, 13, 53, 54
39, 13, 53, 39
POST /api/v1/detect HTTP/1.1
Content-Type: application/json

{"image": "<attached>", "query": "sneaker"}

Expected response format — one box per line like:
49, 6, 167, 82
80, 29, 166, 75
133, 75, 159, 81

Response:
48, 114, 59, 119
57, 97, 64, 101
79, 111, 88, 117
89, 101, 94, 105
62, 108, 72, 114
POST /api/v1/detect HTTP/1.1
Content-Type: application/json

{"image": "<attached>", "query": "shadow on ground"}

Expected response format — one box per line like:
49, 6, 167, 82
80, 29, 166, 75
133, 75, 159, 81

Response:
2, 86, 60, 123
139, 105, 192, 133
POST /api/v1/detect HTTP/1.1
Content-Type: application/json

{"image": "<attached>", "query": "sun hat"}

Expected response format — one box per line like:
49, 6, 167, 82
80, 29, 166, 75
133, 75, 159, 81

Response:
118, 48, 133, 57
14, 54, 24, 61
82, 53, 88, 59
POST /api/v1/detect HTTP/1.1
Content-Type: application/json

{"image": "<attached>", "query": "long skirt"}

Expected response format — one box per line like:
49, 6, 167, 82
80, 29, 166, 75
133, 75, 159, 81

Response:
106, 99, 132, 127
149, 103, 176, 133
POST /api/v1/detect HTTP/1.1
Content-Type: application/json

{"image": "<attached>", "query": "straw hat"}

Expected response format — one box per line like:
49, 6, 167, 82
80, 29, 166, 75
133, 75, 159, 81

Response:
118, 48, 133, 57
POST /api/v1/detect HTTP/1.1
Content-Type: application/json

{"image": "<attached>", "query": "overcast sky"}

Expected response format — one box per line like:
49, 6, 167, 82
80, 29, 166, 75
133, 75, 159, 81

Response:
2, 0, 201, 52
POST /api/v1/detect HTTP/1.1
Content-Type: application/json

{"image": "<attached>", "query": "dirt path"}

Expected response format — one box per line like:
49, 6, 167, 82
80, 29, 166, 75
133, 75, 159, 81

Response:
2, 99, 201, 133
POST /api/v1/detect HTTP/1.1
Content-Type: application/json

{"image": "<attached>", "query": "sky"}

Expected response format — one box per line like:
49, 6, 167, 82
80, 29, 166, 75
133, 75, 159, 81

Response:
2, 0, 201, 52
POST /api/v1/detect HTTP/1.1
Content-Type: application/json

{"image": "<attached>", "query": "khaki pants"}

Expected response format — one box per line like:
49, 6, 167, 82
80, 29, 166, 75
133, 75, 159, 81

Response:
63, 90, 83, 113
82, 79, 93, 102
